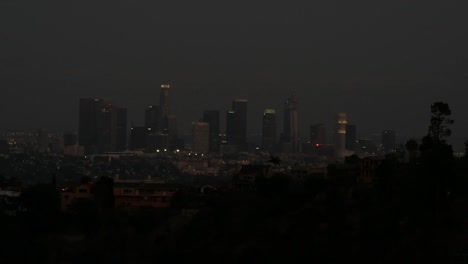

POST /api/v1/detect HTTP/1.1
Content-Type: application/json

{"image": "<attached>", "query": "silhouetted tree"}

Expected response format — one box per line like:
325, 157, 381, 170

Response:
419, 102, 455, 223
428, 101, 454, 142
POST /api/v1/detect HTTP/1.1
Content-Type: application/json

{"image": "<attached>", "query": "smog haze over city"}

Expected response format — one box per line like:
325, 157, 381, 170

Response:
1, 0, 468, 149
2, 1, 468, 263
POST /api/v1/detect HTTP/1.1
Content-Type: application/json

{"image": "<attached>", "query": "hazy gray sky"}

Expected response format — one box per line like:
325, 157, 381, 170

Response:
1, 0, 467, 149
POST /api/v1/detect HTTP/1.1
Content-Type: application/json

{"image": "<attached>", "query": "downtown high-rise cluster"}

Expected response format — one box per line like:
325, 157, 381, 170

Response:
78, 84, 397, 159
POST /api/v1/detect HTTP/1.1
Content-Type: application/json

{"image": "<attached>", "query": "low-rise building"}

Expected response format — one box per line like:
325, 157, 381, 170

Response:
232, 165, 273, 192
60, 183, 94, 211
290, 165, 328, 183
114, 181, 179, 208
359, 157, 383, 186
0, 189, 22, 216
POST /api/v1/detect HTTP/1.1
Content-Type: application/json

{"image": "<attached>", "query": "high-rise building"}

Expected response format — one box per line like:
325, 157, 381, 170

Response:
345, 124, 357, 151
226, 110, 239, 148
115, 107, 128, 151
382, 130, 396, 152
130, 126, 147, 150
281, 94, 298, 153
334, 113, 347, 159
262, 109, 277, 152
226, 99, 247, 150
79, 98, 104, 153
192, 122, 210, 154
79, 98, 127, 153
203, 110, 220, 152
160, 84, 170, 118
310, 124, 326, 144
158, 84, 178, 149
145, 105, 160, 131
96, 103, 114, 153
146, 132, 170, 152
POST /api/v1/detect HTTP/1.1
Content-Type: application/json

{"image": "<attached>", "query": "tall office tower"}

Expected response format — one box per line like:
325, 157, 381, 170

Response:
262, 109, 277, 152
115, 107, 127, 151
145, 105, 160, 131
79, 98, 104, 153
281, 94, 298, 152
382, 130, 396, 152
158, 83, 179, 149
345, 124, 357, 151
192, 122, 210, 154
167, 114, 179, 148
95, 103, 127, 153
226, 110, 239, 147
226, 99, 248, 150
160, 84, 170, 118
203, 110, 220, 152
334, 113, 347, 159
232, 99, 247, 147
130, 126, 147, 150
310, 124, 326, 144
146, 132, 170, 152
96, 103, 114, 153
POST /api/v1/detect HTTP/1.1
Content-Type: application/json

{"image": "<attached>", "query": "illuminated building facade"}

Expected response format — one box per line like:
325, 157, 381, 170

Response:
159, 84, 170, 118
334, 113, 347, 159
192, 122, 210, 154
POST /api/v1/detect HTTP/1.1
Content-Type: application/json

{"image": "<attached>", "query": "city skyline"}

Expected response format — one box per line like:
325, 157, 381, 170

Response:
2, 88, 467, 152
1, 0, 468, 150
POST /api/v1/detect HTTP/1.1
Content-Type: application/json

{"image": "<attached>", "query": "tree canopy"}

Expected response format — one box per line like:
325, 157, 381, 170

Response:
428, 102, 454, 142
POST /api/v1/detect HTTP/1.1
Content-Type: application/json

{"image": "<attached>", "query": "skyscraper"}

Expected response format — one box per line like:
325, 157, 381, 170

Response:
345, 124, 357, 151
79, 98, 127, 153
159, 84, 170, 118
226, 99, 247, 150
145, 105, 160, 131
203, 110, 220, 152
382, 130, 396, 152
115, 107, 128, 151
79, 98, 103, 153
130, 126, 147, 150
158, 84, 179, 149
310, 124, 326, 144
281, 94, 298, 153
96, 103, 114, 153
334, 113, 347, 159
262, 109, 277, 152
192, 122, 210, 154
